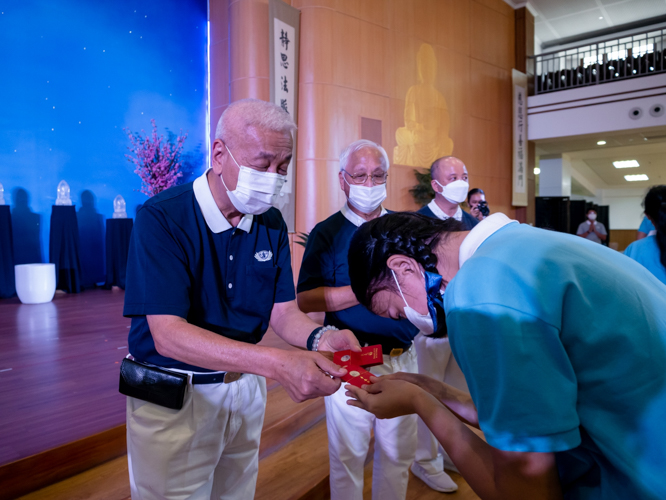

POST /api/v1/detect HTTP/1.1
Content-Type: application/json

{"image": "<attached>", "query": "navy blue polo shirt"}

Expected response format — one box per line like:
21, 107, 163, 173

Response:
297, 204, 418, 352
418, 199, 478, 230
124, 170, 295, 371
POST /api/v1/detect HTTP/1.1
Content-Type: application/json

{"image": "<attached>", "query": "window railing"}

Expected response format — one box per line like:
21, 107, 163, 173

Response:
531, 28, 665, 95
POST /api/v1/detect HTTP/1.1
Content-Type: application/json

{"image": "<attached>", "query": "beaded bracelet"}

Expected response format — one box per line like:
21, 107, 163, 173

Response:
307, 325, 339, 351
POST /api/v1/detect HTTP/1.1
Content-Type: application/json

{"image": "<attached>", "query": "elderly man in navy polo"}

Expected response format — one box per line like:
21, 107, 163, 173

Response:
123, 99, 359, 500
297, 140, 420, 500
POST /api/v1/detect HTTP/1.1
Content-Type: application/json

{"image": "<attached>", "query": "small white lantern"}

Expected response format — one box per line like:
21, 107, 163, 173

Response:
113, 195, 128, 218
0, 182, 5, 205
55, 180, 72, 206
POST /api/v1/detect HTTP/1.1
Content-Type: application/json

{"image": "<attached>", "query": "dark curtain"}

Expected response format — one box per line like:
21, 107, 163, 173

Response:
49, 206, 82, 293
0, 205, 16, 298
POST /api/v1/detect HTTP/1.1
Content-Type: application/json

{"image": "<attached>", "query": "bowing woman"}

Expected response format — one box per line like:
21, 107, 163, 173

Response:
344, 211, 666, 500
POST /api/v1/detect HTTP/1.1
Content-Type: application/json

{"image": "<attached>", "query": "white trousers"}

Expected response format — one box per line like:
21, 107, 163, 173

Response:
414, 333, 469, 475
126, 373, 267, 500
326, 347, 418, 500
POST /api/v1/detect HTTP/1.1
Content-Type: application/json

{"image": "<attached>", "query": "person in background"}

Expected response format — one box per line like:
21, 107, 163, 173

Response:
297, 140, 419, 500
637, 215, 656, 240
411, 155, 476, 494
625, 185, 666, 285
418, 156, 478, 230
576, 208, 607, 244
467, 188, 488, 222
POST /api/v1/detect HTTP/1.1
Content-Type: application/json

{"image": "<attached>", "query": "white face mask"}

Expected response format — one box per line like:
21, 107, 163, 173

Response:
588, 213, 597, 221
345, 178, 387, 214
391, 270, 434, 334
221, 145, 287, 215
435, 179, 469, 204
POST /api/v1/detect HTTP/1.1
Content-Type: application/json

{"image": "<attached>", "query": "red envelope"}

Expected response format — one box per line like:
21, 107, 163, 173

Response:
342, 365, 374, 388
334, 345, 383, 368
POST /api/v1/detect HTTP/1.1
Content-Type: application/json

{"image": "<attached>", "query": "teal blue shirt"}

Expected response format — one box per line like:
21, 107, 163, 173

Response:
639, 216, 655, 234
624, 235, 666, 286
445, 222, 666, 500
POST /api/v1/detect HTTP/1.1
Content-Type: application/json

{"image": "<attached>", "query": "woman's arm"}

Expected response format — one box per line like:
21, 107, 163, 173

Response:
346, 380, 563, 500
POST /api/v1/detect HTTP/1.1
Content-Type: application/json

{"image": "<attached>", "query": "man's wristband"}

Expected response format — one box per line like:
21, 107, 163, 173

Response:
306, 325, 339, 351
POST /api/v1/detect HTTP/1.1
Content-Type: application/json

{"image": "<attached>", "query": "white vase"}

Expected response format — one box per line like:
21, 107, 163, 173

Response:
15, 264, 57, 304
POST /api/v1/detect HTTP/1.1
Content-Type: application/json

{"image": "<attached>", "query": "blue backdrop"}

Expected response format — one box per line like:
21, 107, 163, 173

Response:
0, 0, 208, 275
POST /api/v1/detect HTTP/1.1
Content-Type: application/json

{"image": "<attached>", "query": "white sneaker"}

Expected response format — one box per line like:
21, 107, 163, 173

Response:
410, 462, 458, 493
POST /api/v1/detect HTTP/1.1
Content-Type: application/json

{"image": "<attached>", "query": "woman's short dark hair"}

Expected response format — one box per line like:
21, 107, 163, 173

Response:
643, 185, 666, 268
467, 188, 484, 204
347, 212, 462, 310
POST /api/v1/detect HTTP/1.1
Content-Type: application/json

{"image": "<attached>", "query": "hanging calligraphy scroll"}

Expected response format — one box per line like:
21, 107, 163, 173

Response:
512, 69, 528, 207
269, 0, 300, 232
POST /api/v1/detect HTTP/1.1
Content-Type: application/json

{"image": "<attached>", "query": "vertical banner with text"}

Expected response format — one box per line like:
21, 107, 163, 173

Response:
512, 69, 528, 207
269, 0, 300, 232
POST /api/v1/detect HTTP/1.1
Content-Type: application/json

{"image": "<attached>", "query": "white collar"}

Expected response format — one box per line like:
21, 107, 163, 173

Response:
193, 169, 253, 234
340, 202, 387, 227
458, 213, 517, 267
428, 199, 462, 221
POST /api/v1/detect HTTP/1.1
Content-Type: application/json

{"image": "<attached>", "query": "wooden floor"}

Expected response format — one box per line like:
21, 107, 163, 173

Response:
1, 289, 481, 499
20, 425, 480, 500
0, 288, 130, 465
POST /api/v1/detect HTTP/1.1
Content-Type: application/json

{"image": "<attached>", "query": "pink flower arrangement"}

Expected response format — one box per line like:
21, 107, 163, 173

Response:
124, 119, 188, 197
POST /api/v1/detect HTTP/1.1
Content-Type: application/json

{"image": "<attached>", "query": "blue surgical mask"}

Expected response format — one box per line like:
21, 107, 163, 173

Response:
392, 269, 448, 337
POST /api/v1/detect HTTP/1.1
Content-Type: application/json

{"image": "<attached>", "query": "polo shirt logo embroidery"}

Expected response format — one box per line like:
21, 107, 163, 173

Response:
254, 250, 273, 262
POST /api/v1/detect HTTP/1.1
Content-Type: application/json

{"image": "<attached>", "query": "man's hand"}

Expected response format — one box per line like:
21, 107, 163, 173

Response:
317, 328, 361, 353
344, 377, 429, 419
272, 350, 349, 403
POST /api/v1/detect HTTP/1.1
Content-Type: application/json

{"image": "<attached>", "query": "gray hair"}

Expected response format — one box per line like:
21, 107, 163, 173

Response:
339, 139, 390, 172
215, 98, 297, 146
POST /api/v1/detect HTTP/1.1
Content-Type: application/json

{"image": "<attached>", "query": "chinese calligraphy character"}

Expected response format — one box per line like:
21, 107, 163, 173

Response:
280, 53, 289, 69
280, 29, 290, 50
280, 99, 289, 113
281, 76, 288, 93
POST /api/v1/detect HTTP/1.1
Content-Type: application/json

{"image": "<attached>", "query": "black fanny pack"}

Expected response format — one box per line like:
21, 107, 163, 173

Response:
119, 358, 187, 410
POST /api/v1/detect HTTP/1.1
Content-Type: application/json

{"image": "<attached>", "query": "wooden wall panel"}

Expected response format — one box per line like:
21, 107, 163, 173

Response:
211, 0, 518, 236
229, 0, 270, 101
209, 0, 230, 146
336, 0, 390, 28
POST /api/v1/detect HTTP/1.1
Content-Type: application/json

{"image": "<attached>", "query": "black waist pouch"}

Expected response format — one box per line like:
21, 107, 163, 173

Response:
119, 358, 187, 410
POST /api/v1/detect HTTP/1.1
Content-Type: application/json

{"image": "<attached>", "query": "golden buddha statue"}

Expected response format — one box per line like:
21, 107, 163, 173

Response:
394, 43, 453, 167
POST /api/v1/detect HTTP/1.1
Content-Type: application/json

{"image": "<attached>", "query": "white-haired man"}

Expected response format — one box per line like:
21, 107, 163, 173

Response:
123, 99, 360, 500
297, 140, 419, 500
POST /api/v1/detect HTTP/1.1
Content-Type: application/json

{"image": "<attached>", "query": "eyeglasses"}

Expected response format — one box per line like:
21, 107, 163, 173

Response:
342, 169, 388, 185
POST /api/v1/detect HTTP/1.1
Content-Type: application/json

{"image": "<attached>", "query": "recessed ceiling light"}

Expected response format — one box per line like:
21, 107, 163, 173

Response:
613, 160, 640, 169
597, 140, 606, 145
534, 167, 540, 175
599, 16, 603, 19
625, 174, 649, 182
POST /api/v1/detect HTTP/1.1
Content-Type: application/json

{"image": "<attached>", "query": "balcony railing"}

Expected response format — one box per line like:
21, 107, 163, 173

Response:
531, 28, 665, 95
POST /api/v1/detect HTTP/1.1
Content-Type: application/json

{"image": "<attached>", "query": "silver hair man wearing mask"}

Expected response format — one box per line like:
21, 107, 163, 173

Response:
297, 140, 420, 500
123, 99, 360, 500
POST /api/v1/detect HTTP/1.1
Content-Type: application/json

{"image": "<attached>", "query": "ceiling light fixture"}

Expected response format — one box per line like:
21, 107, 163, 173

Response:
597, 140, 606, 145
625, 174, 649, 182
534, 168, 540, 175
613, 160, 640, 168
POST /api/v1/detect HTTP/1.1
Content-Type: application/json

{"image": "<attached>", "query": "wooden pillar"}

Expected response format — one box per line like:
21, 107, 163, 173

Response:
514, 6, 536, 224
209, 0, 231, 148
229, 0, 270, 102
